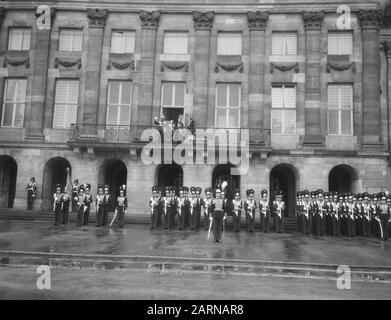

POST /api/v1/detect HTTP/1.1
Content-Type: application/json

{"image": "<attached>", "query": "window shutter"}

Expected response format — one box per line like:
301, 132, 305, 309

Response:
217, 33, 242, 55
164, 32, 188, 55
328, 32, 353, 55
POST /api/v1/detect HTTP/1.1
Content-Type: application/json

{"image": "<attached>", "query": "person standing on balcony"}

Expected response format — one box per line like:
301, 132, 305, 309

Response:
26, 177, 37, 210
186, 116, 195, 139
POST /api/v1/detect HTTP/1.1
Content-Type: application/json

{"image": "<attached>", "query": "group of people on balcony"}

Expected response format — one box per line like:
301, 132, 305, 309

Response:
154, 115, 195, 142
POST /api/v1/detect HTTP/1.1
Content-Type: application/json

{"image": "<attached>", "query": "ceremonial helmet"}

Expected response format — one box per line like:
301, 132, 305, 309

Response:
261, 189, 268, 197
324, 192, 329, 200
372, 193, 378, 202
196, 187, 202, 195
55, 184, 61, 191
78, 185, 85, 193
234, 189, 240, 197
190, 187, 196, 194
205, 187, 212, 195
363, 192, 370, 201
152, 186, 157, 194
85, 183, 91, 191
387, 195, 391, 203
104, 184, 109, 191
30, 177, 36, 182
98, 184, 104, 192
179, 186, 184, 195
379, 192, 387, 201
215, 184, 222, 193
246, 189, 254, 197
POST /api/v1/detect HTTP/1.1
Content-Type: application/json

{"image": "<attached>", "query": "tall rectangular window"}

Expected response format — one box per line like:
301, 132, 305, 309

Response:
106, 81, 132, 126
59, 29, 83, 52
8, 28, 31, 51
328, 31, 353, 55
1, 79, 27, 128
215, 83, 241, 128
53, 80, 79, 128
328, 84, 353, 135
163, 31, 188, 55
217, 32, 242, 55
272, 32, 297, 55
161, 82, 186, 108
110, 31, 135, 54
271, 84, 296, 135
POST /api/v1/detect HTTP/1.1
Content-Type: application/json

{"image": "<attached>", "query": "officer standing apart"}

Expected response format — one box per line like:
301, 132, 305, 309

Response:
26, 177, 37, 210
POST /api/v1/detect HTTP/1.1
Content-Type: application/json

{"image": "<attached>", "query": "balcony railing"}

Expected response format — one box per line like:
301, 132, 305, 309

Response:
68, 124, 271, 147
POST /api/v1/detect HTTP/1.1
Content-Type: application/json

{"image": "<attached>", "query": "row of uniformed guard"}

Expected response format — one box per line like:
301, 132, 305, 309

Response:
296, 190, 391, 240
149, 185, 286, 242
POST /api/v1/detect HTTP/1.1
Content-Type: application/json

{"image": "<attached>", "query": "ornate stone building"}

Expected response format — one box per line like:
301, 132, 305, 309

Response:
0, 0, 391, 219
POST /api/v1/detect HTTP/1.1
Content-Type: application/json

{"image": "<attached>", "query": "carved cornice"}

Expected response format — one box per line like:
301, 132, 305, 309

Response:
193, 11, 215, 30
358, 9, 383, 29
247, 11, 269, 31
215, 61, 243, 73
4, 51, 30, 68
139, 10, 160, 29
302, 11, 325, 30
326, 61, 356, 73
87, 9, 108, 28
54, 57, 82, 69
270, 62, 299, 73
160, 61, 189, 72
107, 60, 135, 70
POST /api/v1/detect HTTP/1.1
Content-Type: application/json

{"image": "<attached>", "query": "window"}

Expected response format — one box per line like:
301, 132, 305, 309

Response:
163, 32, 188, 55
53, 80, 79, 128
59, 29, 83, 52
110, 31, 135, 54
328, 32, 353, 55
271, 85, 296, 135
272, 32, 297, 55
1, 79, 27, 127
327, 84, 353, 135
217, 33, 242, 55
161, 82, 185, 108
215, 83, 241, 128
106, 81, 132, 126
8, 28, 31, 51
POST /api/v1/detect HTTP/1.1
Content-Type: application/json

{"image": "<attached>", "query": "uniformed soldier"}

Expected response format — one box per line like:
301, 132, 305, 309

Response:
355, 193, 363, 236
83, 184, 93, 226
314, 190, 326, 236
370, 194, 379, 237
149, 186, 161, 230
53, 184, 62, 227
259, 189, 270, 233
376, 193, 389, 240
162, 186, 173, 230
232, 189, 243, 232
346, 193, 356, 237
324, 192, 331, 235
273, 191, 286, 233
114, 187, 127, 228
102, 185, 112, 227
95, 185, 104, 228
203, 188, 213, 231
192, 187, 202, 231
189, 187, 197, 230
296, 192, 303, 233
244, 189, 256, 233
330, 192, 341, 236
71, 179, 79, 213
76, 185, 87, 227
171, 187, 178, 228
177, 187, 187, 230
361, 192, 372, 237
302, 190, 312, 235
61, 187, 71, 225
211, 185, 226, 243
26, 177, 37, 210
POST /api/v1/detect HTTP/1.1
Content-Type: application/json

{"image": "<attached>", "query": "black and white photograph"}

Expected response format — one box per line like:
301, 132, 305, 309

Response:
0, 0, 390, 305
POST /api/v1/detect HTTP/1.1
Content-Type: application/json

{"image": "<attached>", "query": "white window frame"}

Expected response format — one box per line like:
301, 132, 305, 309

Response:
214, 83, 241, 129
163, 31, 189, 55
327, 84, 353, 136
58, 28, 83, 52
106, 80, 133, 127
217, 32, 243, 56
161, 82, 186, 121
110, 30, 135, 54
1, 78, 27, 128
8, 27, 31, 51
53, 79, 79, 129
327, 31, 353, 55
271, 84, 297, 135
272, 32, 298, 56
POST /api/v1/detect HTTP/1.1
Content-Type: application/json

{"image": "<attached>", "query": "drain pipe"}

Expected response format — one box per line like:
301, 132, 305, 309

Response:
384, 42, 391, 164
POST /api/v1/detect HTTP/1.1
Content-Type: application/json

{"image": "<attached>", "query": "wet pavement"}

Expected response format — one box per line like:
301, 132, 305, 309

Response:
0, 219, 391, 268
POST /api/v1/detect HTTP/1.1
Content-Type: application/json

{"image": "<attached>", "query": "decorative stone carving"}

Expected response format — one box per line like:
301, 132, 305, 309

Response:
4, 51, 30, 68
54, 57, 82, 69
270, 62, 299, 73
215, 61, 243, 73
326, 61, 356, 73
247, 11, 269, 30
160, 61, 189, 72
87, 8, 108, 28
302, 11, 325, 30
358, 9, 383, 29
139, 10, 160, 29
192, 11, 215, 30
106, 54, 135, 70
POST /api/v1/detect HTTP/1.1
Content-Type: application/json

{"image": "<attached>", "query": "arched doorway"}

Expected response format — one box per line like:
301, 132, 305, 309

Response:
212, 164, 240, 200
157, 164, 183, 196
329, 165, 357, 193
99, 159, 127, 210
270, 164, 297, 217
43, 157, 71, 209
0, 156, 17, 208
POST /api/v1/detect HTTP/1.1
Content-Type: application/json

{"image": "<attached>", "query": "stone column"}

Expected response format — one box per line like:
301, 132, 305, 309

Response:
247, 11, 268, 130
358, 10, 383, 146
138, 10, 160, 125
83, 9, 108, 125
25, 8, 55, 141
302, 11, 325, 147
192, 11, 214, 128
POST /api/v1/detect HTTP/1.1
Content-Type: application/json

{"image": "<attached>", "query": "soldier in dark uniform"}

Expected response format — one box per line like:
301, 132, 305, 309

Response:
244, 189, 256, 233
314, 190, 326, 236
149, 186, 161, 230
370, 194, 379, 237
26, 177, 37, 210
83, 184, 93, 226
259, 189, 270, 233
61, 187, 71, 225
302, 190, 312, 235
102, 185, 112, 227
376, 193, 389, 240
346, 193, 356, 237
324, 192, 331, 235
232, 189, 243, 232
330, 192, 341, 236
114, 187, 127, 228
53, 184, 62, 227
355, 194, 363, 236
162, 186, 172, 230
296, 191, 303, 233
211, 185, 226, 243
95, 185, 104, 228
273, 191, 285, 233
176, 187, 187, 230
71, 179, 79, 213
203, 188, 213, 231
361, 192, 372, 237
76, 185, 86, 227
194, 187, 202, 230
189, 187, 197, 230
